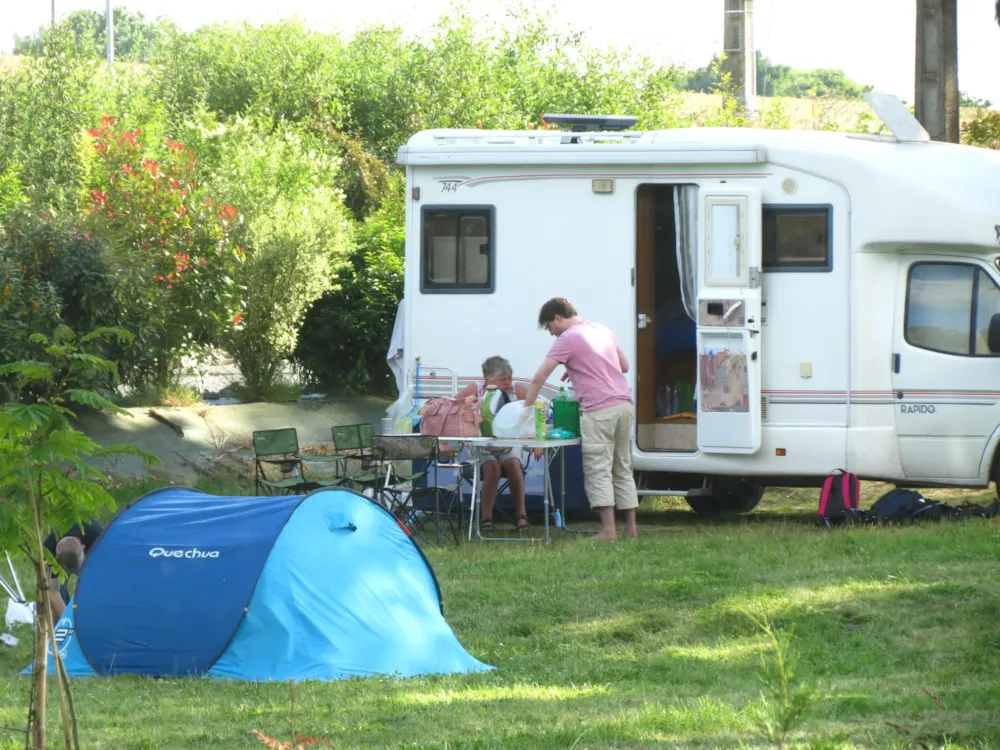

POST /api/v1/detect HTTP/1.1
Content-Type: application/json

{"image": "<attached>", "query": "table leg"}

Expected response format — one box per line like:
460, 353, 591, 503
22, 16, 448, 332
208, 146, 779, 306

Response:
471, 456, 481, 541
556, 445, 598, 535
543, 448, 551, 544
560, 445, 566, 528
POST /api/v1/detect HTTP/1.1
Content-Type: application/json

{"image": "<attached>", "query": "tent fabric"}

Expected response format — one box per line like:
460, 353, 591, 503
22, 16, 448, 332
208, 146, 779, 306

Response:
24, 487, 491, 682
77, 489, 298, 676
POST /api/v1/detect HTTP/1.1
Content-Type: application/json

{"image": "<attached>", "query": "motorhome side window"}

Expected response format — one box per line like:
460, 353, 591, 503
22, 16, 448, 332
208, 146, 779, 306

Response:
421, 206, 494, 293
762, 206, 831, 271
905, 262, 1000, 356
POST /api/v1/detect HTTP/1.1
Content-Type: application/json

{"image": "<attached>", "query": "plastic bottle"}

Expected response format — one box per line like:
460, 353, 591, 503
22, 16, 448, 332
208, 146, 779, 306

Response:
553, 509, 563, 528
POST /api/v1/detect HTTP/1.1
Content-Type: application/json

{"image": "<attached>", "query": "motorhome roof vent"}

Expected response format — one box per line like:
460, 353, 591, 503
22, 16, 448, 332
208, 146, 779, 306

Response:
857, 93, 931, 143
542, 114, 638, 132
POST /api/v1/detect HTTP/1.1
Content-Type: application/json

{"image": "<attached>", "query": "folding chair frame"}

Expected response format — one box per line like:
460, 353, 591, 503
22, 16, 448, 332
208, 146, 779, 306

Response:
370, 435, 465, 547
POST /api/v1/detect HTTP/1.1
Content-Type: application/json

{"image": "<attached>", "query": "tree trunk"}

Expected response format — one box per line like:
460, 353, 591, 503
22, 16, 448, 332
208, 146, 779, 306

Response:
43, 595, 77, 750
29, 483, 48, 750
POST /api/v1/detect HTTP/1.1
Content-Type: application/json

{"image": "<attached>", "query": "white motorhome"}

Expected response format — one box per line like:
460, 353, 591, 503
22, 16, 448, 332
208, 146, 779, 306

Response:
391, 94, 1000, 514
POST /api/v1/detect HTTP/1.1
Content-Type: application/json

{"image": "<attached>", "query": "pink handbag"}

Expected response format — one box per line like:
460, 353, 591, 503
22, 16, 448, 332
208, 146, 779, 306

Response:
418, 395, 482, 437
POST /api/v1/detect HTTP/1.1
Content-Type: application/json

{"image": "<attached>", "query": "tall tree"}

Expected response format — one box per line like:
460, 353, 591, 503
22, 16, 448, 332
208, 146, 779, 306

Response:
13, 8, 174, 61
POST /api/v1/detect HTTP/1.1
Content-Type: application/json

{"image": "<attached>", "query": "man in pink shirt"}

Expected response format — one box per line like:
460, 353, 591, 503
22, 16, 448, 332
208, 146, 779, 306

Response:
521, 297, 638, 539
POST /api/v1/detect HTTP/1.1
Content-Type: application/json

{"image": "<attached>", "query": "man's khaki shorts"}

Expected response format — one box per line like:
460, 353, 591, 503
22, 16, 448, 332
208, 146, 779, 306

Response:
580, 401, 638, 510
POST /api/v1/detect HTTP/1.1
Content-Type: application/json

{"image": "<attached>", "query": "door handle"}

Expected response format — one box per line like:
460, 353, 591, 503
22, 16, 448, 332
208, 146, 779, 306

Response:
721, 300, 744, 323
892, 353, 900, 374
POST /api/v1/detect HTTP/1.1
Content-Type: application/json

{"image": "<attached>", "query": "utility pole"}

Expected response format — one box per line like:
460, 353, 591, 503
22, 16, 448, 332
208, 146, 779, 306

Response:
51, 0, 55, 27
105, 0, 114, 71
722, 0, 757, 116
915, 0, 959, 143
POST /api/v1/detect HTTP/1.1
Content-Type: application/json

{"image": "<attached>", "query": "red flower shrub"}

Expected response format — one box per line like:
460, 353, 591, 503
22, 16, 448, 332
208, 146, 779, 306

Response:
82, 115, 245, 384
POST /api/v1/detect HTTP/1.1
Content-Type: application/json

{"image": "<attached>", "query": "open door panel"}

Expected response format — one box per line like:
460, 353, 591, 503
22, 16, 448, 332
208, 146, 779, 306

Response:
696, 189, 763, 455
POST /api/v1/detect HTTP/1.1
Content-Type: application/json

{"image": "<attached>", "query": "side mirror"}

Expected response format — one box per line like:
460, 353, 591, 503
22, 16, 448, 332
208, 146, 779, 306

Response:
989, 314, 1000, 354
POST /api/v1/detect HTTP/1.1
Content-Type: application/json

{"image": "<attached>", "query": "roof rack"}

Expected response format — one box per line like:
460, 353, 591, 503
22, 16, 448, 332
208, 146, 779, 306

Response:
542, 113, 638, 132
428, 130, 646, 148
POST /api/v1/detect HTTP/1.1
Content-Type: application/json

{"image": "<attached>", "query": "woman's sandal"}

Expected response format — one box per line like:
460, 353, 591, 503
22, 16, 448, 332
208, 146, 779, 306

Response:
515, 515, 531, 531
480, 519, 494, 533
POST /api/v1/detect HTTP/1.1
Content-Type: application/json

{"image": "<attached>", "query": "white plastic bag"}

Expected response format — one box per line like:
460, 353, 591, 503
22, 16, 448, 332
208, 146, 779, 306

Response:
387, 385, 414, 421
385, 385, 416, 434
492, 399, 550, 439
5, 599, 34, 628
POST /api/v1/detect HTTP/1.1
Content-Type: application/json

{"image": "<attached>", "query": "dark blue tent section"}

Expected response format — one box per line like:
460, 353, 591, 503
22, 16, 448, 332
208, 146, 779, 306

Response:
25, 487, 491, 682
427, 444, 588, 514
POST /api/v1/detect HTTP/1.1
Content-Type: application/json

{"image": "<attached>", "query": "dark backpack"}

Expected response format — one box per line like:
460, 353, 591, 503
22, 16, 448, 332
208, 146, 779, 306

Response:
871, 490, 1000, 523
870, 488, 933, 523
818, 469, 864, 526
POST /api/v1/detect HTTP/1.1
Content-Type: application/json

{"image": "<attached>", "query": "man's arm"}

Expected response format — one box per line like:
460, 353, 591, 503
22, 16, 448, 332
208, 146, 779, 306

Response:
521, 358, 561, 408
617, 345, 630, 374
46, 575, 65, 619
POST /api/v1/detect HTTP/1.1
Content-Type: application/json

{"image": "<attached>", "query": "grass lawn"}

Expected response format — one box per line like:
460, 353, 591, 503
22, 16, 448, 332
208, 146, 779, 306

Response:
1, 480, 998, 749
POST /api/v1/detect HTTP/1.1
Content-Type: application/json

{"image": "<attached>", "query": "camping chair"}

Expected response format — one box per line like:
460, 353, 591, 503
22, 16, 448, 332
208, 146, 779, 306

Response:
1, 551, 34, 628
328, 423, 381, 490
370, 435, 464, 546
332, 423, 375, 460
252, 428, 347, 496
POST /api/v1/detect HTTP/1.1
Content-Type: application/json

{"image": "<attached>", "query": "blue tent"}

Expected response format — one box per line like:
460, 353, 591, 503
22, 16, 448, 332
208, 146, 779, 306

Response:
26, 487, 492, 682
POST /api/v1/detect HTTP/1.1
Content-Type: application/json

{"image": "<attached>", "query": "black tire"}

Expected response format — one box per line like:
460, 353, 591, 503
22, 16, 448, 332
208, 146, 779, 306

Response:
685, 481, 765, 515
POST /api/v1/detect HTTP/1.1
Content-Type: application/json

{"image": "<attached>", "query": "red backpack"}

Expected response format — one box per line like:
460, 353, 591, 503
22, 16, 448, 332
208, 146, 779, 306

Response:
418, 395, 482, 438
818, 469, 863, 526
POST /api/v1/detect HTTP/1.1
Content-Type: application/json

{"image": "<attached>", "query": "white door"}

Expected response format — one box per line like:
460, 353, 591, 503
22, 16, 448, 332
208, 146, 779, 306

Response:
696, 189, 764, 454
892, 257, 1000, 481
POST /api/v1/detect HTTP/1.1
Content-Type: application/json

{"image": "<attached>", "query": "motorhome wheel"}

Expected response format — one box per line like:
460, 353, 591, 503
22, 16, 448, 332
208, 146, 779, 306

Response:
685, 481, 765, 515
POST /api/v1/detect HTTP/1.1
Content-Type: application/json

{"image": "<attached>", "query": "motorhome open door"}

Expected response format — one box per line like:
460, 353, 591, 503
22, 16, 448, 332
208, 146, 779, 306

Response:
695, 188, 763, 454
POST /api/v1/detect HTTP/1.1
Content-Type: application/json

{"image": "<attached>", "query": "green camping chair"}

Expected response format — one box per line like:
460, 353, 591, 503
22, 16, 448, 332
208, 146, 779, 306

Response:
329, 423, 381, 490
252, 428, 347, 496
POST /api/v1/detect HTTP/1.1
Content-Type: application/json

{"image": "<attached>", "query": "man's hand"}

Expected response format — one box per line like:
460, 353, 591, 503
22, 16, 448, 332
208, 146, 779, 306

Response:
560, 371, 571, 382
531, 448, 544, 460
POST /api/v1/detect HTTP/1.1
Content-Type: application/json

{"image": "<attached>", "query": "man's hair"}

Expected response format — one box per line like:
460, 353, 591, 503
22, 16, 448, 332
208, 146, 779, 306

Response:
55, 536, 85, 572
481, 356, 513, 380
538, 297, 577, 328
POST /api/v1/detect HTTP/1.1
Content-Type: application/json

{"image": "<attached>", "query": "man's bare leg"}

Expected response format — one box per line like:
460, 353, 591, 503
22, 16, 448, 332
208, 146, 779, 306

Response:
593, 506, 617, 540
623, 508, 638, 538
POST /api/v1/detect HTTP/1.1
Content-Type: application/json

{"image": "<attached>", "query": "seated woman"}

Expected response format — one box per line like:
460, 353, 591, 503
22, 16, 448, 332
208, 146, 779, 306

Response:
456, 356, 542, 533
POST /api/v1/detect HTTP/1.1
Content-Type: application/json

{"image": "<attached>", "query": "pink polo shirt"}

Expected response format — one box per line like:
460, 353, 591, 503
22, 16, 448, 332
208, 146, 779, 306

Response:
546, 320, 632, 412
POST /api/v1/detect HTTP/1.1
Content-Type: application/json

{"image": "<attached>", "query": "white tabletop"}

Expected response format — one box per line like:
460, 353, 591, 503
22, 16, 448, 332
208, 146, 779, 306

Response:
436, 436, 581, 449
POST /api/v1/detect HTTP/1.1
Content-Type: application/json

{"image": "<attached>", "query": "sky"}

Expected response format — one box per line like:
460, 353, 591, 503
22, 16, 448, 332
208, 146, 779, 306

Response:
2, 0, 999, 106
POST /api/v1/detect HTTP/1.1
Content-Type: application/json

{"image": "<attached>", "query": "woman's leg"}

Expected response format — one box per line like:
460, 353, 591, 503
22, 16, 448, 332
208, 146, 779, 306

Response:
480, 458, 501, 527
502, 457, 529, 528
